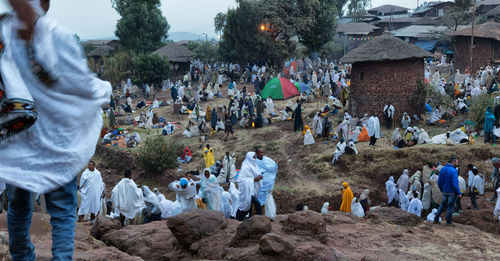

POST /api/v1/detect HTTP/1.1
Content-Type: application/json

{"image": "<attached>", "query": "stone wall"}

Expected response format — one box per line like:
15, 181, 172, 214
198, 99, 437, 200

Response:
454, 36, 495, 74
349, 58, 424, 121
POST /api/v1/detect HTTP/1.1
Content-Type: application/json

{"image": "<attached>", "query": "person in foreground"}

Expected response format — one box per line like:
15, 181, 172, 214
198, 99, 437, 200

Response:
0, 0, 111, 260
434, 157, 462, 225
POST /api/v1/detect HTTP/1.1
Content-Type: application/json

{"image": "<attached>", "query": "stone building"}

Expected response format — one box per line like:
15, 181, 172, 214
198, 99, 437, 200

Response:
340, 32, 432, 120
452, 22, 500, 73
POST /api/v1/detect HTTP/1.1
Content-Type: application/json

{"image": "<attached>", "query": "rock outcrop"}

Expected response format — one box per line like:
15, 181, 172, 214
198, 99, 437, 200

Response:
90, 216, 122, 240
231, 215, 271, 246
281, 210, 328, 243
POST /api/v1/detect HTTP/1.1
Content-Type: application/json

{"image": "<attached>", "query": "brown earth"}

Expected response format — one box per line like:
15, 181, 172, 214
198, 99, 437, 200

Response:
2, 208, 499, 260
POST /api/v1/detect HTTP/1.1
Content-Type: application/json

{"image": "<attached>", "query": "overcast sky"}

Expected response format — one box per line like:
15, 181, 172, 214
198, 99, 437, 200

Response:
0, 0, 420, 40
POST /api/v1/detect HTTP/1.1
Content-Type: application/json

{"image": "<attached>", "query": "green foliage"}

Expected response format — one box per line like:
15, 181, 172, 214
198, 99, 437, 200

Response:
413, 79, 454, 115
191, 41, 219, 63
136, 136, 183, 175
440, 0, 471, 31
214, 12, 227, 35
320, 35, 345, 59
298, 0, 338, 52
111, 0, 170, 52
131, 53, 170, 86
348, 0, 371, 21
470, 95, 495, 129
102, 50, 135, 86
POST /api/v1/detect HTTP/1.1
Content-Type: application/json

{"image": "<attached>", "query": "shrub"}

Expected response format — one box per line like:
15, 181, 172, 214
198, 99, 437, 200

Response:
469, 95, 495, 130
136, 135, 183, 175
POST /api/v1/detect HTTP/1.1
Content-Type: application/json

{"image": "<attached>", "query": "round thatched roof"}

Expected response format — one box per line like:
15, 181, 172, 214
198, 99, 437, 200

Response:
340, 32, 433, 64
153, 43, 195, 63
88, 45, 114, 57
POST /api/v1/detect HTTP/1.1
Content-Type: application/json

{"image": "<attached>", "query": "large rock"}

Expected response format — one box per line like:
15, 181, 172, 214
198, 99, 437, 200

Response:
231, 215, 271, 246
90, 216, 122, 240
323, 211, 359, 225
365, 207, 421, 226
281, 210, 328, 243
167, 209, 227, 246
259, 233, 293, 256
102, 221, 177, 261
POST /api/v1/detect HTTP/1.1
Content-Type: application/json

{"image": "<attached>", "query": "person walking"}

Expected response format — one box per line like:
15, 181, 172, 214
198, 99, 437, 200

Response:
434, 157, 462, 225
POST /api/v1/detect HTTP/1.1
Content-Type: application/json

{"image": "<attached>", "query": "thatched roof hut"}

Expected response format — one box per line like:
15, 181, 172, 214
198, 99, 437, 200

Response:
453, 21, 500, 41
341, 32, 432, 121
340, 32, 432, 64
88, 45, 114, 58
153, 43, 195, 63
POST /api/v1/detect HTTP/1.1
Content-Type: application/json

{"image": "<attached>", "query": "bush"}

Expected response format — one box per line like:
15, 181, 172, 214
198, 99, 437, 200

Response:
469, 95, 495, 130
136, 136, 183, 175
131, 53, 170, 86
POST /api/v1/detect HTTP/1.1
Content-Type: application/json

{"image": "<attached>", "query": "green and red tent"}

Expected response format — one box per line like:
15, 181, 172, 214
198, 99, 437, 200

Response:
260, 77, 300, 100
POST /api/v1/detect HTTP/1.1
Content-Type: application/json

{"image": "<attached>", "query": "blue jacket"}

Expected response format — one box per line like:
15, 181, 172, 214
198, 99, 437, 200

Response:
438, 164, 461, 195
484, 109, 495, 133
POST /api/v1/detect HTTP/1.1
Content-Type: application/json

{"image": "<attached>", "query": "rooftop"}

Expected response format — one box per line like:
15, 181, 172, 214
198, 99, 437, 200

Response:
336, 23, 380, 35
152, 43, 195, 63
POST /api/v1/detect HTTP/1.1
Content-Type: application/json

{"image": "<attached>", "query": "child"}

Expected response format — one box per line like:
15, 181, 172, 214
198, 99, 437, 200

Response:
470, 168, 484, 210
408, 191, 423, 217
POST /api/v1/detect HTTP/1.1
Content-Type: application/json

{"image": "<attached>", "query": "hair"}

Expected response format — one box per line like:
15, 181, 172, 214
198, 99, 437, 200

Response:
413, 192, 418, 199
124, 169, 132, 178
255, 147, 263, 153
448, 156, 457, 163
89, 161, 95, 166
296, 203, 305, 211
467, 164, 474, 170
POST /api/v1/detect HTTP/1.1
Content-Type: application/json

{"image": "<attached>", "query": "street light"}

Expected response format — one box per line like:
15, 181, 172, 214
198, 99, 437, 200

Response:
260, 24, 266, 31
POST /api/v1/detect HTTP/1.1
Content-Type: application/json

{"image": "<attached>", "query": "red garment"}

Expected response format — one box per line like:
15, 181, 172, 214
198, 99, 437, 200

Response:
182, 147, 192, 160
100, 127, 108, 138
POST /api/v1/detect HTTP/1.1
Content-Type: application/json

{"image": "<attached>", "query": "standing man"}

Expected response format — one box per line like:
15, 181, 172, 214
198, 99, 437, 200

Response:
434, 157, 462, 225
256, 148, 278, 219
383, 103, 395, 129
111, 170, 145, 226
293, 101, 303, 132
489, 158, 500, 201
0, 1, 111, 260
237, 152, 262, 221
78, 161, 105, 222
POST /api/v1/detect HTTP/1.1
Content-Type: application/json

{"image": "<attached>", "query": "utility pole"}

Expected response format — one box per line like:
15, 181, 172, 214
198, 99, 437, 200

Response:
469, 0, 476, 73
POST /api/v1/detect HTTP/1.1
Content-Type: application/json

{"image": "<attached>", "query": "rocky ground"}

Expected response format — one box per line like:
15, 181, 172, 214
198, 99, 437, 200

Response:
1, 207, 500, 260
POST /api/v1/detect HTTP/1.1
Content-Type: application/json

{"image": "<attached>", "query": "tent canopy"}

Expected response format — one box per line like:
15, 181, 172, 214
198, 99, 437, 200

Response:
414, 40, 438, 51
261, 77, 300, 100
294, 82, 311, 94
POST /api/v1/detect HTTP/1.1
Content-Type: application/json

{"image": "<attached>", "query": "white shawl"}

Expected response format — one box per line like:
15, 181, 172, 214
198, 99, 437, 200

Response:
111, 178, 145, 219
385, 176, 397, 204
78, 168, 105, 216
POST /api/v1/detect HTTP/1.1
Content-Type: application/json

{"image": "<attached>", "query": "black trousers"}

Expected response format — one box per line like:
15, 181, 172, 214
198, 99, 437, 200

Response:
369, 136, 377, 146
236, 196, 262, 221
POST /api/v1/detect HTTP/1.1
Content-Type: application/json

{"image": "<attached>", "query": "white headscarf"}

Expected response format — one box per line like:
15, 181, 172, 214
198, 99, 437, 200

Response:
240, 152, 262, 196
385, 176, 397, 204
321, 202, 330, 214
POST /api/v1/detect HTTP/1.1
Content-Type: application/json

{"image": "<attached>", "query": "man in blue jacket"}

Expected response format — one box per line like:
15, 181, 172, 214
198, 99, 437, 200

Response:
434, 157, 462, 225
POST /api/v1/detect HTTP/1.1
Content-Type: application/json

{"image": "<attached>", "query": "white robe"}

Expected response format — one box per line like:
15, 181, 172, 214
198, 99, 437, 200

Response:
78, 169, 105, 216
321, 202, 330, 214
111, 178, 145, 219
304, 130, 315, 145
200, 173, 221, 211
386, 177, 397, 204
239, 152, 262, 197
407, 198, 423, 217
427, 209, 441, 222
494, 188, 500, 219
220, 190, 232, 218
265, 98, 275, 115
332, 141, 346, 164
367, 116, 381, 138
312, 115, 323, 136
429, 133, 448, 145
351, 198, 365, 217
471, 175, 485, 195
169, 180, 197, 212
0, 13, 112, 193
219, 155, 237, 183
397, 170, 410, 194
238, 178, 254, 212
418, 129, 430, 144
229, 183, 240, 217
422, 183, 431, 210
399, 189, 410, 211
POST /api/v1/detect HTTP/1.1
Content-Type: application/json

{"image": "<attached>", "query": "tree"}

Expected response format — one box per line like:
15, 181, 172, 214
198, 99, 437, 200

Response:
298, 0, 338, 52
348, 0, 371, 21
441, 0, 472, 31
111, 0, 170, 52
102, 50, 135, 86
131, 53, 170, 86
190, 41, 219, 63
214, 12, 227, 37
335, 0, 349, 16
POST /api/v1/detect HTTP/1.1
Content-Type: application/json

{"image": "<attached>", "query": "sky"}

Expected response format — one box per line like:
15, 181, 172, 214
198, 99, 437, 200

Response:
0, 0, 420, 40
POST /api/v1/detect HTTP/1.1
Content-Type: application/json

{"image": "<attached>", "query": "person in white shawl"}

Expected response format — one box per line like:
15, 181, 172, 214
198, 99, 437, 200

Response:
427, 208, 441, 222
401, 112, 411, 130
422, 183, 431, 210
398, 189, 410, 211
0, 2, 112, 258
78, 161, 105, 221
265, 97, 274, 115
429, 106, 441, 124
449, 128, 468, 144
386, 176, 397, 205
332, 138, 347, 165
236, 152, 263, 221
429, 132, 450, 145
312, 112, 323, 137
397, 169, 410, 194
418, 128, 430, 144
304, 129, 315, 145
229, 183, 239, 218
351, 198, 365, 217
220, 188, 232, 218
321, 202, 330, 214
367, 116, 381, 146
407, 192, 423, 217
111, 170, 145, 224
142, 185, 162, 222
219, 152, 237, 183
256, 149, 278, 219
200, 168, 221, 211
169, 178, 197, 212
494, 188, 500, 223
